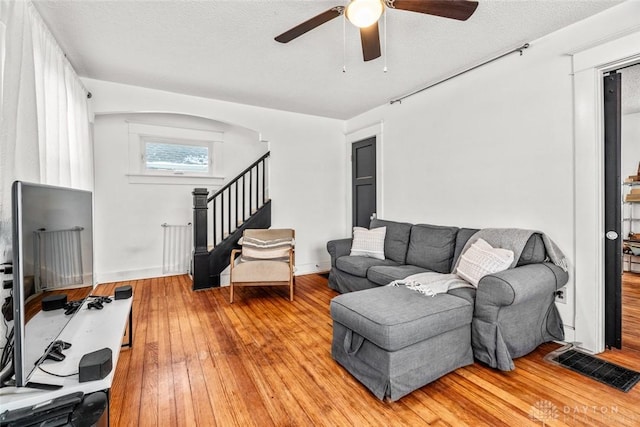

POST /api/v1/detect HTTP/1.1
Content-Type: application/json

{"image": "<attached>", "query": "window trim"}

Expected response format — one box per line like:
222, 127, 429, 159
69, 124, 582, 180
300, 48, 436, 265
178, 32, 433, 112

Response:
127, 122, 224, 185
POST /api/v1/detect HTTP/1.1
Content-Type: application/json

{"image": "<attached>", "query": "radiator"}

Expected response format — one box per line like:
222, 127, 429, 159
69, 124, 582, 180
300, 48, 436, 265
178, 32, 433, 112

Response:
162, 223, 193, 275
34, 226, 84, 292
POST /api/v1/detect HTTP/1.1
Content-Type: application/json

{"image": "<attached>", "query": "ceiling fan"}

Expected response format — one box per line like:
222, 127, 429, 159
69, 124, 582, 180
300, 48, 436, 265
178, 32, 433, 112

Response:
275, 0, 479, 62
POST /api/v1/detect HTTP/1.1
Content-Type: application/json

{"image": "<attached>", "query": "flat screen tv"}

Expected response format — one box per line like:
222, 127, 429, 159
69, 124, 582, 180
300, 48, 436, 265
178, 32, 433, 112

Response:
11, 181, 94, 387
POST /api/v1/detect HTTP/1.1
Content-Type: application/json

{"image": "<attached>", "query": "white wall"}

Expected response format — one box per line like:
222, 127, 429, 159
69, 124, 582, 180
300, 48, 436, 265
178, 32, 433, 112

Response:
85, 79, 346, 283
345, 1, 640, 343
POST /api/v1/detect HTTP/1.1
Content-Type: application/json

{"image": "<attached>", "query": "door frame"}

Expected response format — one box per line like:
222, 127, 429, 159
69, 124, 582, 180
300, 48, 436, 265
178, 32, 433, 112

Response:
573, 31, 640, 353
345, 121, 384, 232
602, 71, 622, 349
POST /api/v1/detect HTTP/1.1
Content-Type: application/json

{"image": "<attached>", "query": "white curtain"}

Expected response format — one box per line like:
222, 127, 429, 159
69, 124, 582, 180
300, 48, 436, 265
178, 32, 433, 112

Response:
29, 3, 92, 188
0, 1, 92, 255
29, 2, 93, 188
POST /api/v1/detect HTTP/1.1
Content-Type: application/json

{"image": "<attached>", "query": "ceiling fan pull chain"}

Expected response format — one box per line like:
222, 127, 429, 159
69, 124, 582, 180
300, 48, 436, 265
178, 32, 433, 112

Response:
383, 9, 388, 73
343, 13, 347, 73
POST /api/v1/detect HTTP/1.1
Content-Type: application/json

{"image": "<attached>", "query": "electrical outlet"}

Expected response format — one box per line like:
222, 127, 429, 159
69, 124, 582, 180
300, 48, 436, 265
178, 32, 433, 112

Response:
555, 287, 567, 304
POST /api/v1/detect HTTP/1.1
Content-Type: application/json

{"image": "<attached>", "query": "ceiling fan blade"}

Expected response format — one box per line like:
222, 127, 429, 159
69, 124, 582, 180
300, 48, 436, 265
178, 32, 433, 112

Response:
275, 7, 344, 43
391, 0, 479, 21
360, 23, 381, 62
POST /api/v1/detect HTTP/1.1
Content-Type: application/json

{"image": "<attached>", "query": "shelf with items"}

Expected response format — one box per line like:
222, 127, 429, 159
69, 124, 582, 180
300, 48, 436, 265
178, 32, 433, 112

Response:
622, 252, 639, 273
623, 253, 640, 273
623, 181, 640, 200
623, 181, 640, 232
623, 177, 640, 272
622, 205, 639, 237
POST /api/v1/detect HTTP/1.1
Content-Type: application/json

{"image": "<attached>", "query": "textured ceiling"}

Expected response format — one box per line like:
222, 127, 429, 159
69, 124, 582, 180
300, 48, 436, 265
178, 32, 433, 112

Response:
32, 0, 625, 119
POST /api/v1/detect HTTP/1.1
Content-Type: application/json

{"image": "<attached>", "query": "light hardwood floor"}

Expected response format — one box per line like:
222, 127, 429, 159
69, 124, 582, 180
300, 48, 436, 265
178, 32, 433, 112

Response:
92, 273, 640, 427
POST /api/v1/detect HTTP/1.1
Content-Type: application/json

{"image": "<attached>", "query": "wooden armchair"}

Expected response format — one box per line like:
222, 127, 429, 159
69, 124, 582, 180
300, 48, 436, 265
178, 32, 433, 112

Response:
229, 229, 295, 303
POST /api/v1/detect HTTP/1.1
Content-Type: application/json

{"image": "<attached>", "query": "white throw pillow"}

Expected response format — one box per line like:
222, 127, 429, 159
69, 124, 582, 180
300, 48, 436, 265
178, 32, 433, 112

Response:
456, 238, 514, 286
350, 226, 386, 260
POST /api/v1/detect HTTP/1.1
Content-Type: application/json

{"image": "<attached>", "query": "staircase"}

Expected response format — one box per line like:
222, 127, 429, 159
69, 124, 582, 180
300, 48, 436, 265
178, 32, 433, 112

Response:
192, 152, 271, 289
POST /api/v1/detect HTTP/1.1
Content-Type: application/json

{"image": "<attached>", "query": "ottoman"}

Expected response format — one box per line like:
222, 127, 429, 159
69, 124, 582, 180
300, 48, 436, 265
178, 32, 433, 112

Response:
330, 285, 474, 401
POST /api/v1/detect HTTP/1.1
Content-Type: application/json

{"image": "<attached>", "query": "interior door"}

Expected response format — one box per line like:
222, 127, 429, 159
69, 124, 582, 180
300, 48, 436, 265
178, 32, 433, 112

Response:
352, 137, 376, 228
603, 71, 622, 349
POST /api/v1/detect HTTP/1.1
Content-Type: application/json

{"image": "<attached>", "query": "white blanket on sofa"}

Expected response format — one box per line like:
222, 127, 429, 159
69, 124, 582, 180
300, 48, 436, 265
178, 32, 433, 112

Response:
388, 228, 568, 296
388, 272, 473, 297
452, 228, 568, 272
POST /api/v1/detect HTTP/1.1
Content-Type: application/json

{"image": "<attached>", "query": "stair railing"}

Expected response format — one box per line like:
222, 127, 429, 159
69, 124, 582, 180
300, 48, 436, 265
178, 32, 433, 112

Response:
209, 151, 270, 247
192, 152, 271, 289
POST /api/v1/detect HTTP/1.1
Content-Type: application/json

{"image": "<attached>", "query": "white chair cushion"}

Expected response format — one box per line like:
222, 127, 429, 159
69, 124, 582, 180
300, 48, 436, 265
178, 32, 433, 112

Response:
232, 260, 291, 283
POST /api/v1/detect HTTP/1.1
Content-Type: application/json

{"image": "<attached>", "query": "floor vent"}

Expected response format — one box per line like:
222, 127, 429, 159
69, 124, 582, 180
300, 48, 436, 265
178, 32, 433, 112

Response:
550, 348, 640, 392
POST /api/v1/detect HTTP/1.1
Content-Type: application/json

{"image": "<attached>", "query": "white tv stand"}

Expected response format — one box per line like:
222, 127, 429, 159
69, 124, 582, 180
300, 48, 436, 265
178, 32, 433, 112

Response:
0, 295, 133, 420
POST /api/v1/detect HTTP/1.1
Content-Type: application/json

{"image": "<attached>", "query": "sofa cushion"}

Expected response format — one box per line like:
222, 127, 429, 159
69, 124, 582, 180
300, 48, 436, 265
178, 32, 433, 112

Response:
367, 265, 431, 286
516, 233, 546, 266
336, 256, 399, 278
406, 224, 459, 274
370, 219, 412, 264
330, 286, 473, 351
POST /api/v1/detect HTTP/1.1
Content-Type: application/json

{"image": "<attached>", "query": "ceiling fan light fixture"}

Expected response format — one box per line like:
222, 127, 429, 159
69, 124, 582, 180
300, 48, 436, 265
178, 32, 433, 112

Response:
345, 0, 384, 28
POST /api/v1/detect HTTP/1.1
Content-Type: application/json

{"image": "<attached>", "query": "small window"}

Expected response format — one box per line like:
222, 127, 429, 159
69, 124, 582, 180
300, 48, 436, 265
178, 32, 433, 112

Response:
142, 138, 211, 175
127, 122, 224, 185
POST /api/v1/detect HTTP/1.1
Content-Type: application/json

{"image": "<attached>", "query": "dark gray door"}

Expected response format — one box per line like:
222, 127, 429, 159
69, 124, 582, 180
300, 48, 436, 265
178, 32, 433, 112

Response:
603, 71, 622, 349
352, 137, 376, 228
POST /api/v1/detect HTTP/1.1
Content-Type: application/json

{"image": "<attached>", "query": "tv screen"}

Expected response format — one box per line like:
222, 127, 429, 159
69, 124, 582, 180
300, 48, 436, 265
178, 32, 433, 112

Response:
11, 181, 94, 387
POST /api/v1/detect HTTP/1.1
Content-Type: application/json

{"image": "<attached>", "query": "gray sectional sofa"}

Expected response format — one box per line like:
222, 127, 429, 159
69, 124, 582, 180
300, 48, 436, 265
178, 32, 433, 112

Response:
327, 218, 568, 401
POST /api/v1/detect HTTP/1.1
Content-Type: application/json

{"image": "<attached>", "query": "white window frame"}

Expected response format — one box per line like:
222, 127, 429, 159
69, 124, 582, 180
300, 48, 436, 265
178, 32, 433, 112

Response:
127, 122, 224, 185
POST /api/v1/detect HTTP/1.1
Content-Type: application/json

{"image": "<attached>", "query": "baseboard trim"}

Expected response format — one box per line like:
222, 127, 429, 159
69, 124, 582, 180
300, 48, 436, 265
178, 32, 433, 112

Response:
554, 325, 576, 348
96, 261, 331, 286
295, 261, 331, 276
96, 267, 186, 284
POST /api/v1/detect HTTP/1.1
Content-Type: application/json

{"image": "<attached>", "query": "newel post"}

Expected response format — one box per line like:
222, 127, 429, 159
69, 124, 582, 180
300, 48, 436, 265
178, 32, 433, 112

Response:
192, 188, 209, 290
